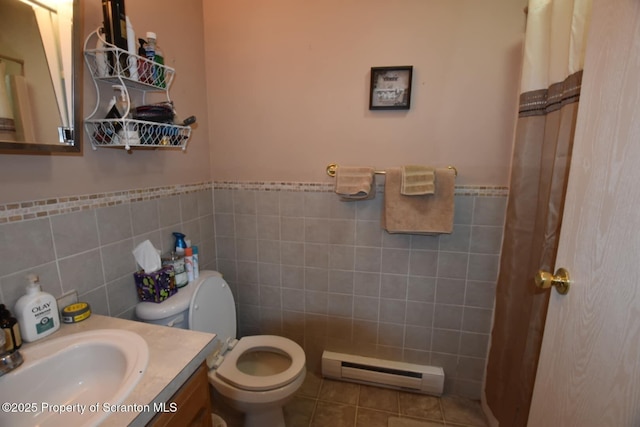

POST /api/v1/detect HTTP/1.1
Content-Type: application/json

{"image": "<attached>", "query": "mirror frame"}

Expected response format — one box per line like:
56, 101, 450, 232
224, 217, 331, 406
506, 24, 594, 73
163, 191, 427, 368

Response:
0, 0, 82, 155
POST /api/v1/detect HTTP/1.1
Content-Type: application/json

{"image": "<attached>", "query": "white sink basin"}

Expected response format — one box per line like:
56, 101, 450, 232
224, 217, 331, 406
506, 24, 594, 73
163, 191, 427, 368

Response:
0, 329, 149, 427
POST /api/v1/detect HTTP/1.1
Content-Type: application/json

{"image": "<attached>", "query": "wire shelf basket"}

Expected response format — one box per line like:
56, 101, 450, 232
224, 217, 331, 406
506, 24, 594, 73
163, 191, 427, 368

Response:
84, 118, 191, 151
83, 30, 192, 151
84, 35, 176, 91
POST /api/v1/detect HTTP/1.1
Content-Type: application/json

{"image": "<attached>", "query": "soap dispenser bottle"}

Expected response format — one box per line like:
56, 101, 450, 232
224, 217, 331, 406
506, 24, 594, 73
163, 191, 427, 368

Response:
14, 275, 60, 343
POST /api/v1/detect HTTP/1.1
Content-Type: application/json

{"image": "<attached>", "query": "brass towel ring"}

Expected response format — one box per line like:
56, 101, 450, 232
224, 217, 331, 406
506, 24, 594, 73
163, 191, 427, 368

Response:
326, 163, 458, 177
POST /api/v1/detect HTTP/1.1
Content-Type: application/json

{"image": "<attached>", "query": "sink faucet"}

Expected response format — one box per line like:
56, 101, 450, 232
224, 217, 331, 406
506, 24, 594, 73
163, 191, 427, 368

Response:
0, 331, 23, 376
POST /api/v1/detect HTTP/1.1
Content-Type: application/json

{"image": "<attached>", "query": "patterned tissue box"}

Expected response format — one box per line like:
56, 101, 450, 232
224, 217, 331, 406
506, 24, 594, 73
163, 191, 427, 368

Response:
134, 265, 177, 303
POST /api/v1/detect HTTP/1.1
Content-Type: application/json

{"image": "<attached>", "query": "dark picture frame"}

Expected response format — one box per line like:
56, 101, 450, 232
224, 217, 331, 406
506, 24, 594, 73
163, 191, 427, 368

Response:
369, 66, 413, 110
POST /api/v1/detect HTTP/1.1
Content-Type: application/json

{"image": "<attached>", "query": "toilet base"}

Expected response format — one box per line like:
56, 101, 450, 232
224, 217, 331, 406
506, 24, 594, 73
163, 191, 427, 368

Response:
208, 362, 306, 427
245, 407, 285, 427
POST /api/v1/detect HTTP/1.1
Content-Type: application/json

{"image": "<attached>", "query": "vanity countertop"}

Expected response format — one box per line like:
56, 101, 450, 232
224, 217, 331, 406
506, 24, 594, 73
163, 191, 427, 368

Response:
22, 314, 216, 426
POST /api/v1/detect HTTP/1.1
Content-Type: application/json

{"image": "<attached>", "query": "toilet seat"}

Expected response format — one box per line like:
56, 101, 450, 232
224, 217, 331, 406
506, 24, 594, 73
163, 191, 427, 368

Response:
215, 335, 306, 392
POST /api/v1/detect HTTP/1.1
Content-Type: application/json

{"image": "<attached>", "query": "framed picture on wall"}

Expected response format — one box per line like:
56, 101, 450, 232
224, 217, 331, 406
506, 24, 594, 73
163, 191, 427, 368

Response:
369, 66, 413, 110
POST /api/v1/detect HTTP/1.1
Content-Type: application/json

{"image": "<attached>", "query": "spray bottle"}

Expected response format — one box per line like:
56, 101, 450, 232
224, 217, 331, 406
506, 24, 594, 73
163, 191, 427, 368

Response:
173, 232, 187, 255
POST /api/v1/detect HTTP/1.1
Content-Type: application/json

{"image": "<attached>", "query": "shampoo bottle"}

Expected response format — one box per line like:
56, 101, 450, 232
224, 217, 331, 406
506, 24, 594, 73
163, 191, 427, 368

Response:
14, 275, 60, 343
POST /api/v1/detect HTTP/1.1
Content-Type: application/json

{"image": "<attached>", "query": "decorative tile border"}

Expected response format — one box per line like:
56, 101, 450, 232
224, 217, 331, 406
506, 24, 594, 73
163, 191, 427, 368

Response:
213, 181, 509, 197
1, 181, 508, 224
0, 182, 212, 224
213, 181, 334, 192
454, 185, 509, 197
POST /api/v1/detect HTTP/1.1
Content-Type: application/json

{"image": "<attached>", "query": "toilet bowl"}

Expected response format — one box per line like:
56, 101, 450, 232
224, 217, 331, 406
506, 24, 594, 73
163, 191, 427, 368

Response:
135, 270, 306, 427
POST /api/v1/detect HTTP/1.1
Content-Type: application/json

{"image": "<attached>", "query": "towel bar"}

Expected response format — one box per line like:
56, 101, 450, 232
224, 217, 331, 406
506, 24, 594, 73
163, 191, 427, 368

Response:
326, 163, 457, 178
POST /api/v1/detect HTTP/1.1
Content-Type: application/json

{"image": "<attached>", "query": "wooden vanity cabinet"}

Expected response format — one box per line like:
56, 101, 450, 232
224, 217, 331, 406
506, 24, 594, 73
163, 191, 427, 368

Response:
149, 362, 213, 427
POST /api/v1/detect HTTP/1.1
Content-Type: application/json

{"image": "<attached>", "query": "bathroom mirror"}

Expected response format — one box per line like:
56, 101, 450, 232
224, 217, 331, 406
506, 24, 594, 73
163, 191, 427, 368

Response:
0, 0, 82, 154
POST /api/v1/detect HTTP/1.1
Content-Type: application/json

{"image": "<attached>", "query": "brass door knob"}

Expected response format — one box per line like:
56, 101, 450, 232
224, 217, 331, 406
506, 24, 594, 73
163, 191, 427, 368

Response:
535, 268, 571, 295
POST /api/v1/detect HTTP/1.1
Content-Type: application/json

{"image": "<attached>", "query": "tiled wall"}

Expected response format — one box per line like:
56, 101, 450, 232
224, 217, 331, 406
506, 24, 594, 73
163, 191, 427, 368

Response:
0, 183, 216, 319
213, 182, 507, 398
0, 180, 507, 399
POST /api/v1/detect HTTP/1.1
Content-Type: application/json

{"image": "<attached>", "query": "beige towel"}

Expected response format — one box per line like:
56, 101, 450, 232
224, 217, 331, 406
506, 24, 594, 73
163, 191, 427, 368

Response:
383, 167, 455, 234
401, 165, 435, 195
8, 75, 36, 143
335, 166, 376, 201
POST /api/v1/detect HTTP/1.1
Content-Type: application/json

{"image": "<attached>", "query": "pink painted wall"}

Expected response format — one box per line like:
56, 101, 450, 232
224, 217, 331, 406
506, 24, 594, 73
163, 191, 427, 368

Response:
203, 0, 527, 186
0, 0, 526, 204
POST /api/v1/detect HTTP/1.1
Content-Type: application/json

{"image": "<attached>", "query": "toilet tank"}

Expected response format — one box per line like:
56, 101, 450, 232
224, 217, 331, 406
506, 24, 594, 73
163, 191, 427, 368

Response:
135, 270, 225, 329
135, 281, 196, 329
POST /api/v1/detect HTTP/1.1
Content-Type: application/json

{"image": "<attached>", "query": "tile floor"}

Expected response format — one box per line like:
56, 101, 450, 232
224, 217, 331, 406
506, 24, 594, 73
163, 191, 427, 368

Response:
210, 370, 489, 427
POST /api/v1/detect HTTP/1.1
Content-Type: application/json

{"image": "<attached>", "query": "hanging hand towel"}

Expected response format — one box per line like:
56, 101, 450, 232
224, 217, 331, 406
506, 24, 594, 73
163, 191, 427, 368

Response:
335, 166, 376, 201
0, 62, 16, 142
401, 165, 436, 195
8, 74, 36, 143
383, 167, 455, 234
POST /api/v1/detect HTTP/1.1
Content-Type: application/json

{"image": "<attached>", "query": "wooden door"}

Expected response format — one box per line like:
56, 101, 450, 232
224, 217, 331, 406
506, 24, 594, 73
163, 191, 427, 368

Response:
528, 0, 640, 425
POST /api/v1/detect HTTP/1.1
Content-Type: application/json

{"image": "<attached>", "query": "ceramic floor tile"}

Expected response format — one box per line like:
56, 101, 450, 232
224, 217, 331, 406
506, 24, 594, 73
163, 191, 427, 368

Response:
356, 407, 396, 427
440, 396, 488, 427
284, 395, 317, 427
398, 392, 444, 422
388, 416, 446, 427
298, 370, 323, 398
310, 401, 357, 427
318, 378, 360, 405
209, 375, 486, 427
358, 384, 399, 413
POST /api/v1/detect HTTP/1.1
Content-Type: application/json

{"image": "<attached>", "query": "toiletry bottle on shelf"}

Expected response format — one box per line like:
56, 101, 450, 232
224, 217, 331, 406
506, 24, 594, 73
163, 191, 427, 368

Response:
138, 38, 150, 83
14, 275, 60, 343
0, 304, 22, 352
112, 85, 130, 117
192, 245, 199, 279
125, 16, 138, 80
184, 247, 194, 282
145, 32, 165, 87
173, 232, 187, 255
96, 30, 109, 77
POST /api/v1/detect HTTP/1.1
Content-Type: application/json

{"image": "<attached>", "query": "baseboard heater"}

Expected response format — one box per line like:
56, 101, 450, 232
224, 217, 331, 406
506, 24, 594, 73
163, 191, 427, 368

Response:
321, 351, 444, 396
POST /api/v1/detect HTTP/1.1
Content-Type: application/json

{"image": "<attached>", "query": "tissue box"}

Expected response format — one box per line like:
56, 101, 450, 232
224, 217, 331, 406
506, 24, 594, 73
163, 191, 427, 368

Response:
134, 266, 177, 303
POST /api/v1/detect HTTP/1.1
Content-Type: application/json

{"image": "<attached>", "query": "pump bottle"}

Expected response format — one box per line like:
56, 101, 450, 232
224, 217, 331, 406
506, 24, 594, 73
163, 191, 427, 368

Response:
14, 275, 60, 342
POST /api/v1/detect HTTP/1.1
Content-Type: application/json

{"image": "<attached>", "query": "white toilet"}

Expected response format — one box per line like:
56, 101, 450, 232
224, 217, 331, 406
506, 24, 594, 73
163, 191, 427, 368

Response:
135, 270, 306, 427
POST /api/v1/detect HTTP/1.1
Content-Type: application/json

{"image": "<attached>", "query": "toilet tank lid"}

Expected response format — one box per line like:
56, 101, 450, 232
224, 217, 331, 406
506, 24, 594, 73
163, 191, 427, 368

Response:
189, 271, 237, 340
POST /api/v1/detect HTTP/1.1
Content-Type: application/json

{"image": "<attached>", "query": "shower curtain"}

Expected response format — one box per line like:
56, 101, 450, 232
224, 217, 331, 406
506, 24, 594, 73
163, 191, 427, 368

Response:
484, 1, 592, 425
